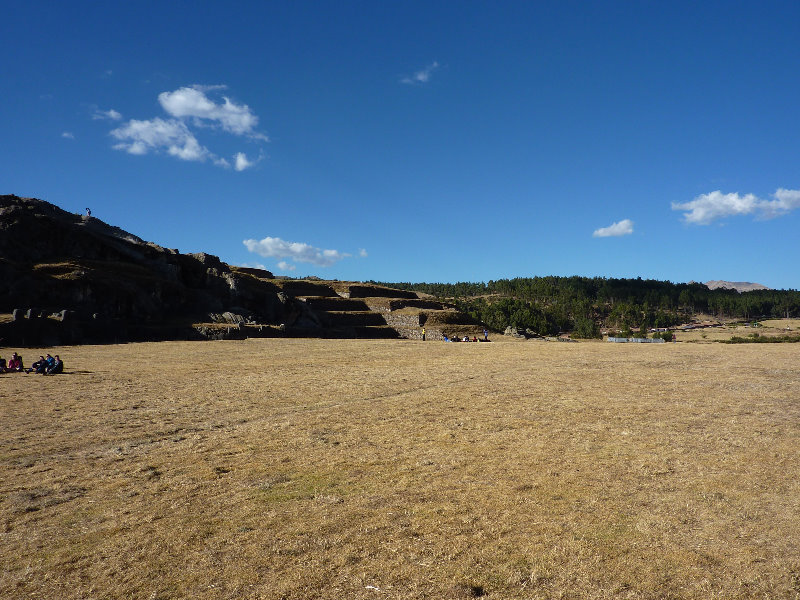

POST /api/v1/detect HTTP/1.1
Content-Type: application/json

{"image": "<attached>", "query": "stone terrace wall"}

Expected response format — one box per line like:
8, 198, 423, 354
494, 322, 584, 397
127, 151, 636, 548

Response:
277, 281, 339, 297
384, 313, 423, 328
347, 285, 418, 299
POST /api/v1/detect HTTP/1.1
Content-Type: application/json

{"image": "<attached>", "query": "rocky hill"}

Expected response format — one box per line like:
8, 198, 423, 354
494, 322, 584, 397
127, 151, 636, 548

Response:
0, 195, 484, 346
705, 280, 770, 293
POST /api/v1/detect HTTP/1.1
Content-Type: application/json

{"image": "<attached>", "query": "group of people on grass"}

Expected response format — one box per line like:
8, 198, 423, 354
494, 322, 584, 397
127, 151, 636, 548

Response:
423, 328, 490, 343
443, 335, 480, 342
443, 329, 490, 343
0, 352, 63, 374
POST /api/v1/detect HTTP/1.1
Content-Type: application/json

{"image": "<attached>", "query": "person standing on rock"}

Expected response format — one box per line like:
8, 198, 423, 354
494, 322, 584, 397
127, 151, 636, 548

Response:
422, 327, 426, 341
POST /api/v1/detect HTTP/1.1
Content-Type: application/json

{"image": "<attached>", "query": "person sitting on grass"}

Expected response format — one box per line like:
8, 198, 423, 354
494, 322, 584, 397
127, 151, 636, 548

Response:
7, 352, 23, 372
45, 355, 64, 375
41, 354, 55, 373
26, 356, 45, 374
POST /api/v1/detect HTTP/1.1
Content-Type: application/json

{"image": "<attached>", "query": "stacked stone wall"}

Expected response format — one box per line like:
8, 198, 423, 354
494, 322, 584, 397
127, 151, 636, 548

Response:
387, 299, 446, 311
348, 285, 417, 299
323, 311, 387, 327
278, 281, 339, 297
302, 297, 369, 311
384, 313, 423, 328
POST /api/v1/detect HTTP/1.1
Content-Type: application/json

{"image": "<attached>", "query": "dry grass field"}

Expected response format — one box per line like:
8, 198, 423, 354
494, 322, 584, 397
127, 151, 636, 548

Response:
676, 319, 799, 343
1, 337, 799, 599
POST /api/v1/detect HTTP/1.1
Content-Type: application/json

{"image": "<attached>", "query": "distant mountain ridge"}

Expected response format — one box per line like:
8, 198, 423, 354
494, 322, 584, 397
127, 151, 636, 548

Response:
705, 280, 770, 293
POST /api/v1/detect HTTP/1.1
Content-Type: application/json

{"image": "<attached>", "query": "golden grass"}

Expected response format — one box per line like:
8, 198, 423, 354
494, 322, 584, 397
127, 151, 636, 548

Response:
677, 319, 798, 343
761, 319, 800, 331
1, 338, 799, 599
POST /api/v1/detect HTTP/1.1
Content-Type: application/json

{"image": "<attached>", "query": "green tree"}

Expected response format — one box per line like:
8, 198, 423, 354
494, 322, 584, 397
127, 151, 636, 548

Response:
572, 316, 600, 339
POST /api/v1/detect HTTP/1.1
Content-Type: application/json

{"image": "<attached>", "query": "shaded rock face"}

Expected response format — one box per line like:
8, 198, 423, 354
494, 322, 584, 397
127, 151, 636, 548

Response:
0, 195, 289, 344
1, 195, 480, 346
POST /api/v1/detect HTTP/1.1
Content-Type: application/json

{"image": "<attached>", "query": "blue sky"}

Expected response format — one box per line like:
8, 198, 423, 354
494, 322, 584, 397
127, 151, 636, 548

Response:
3, 1, 799, 289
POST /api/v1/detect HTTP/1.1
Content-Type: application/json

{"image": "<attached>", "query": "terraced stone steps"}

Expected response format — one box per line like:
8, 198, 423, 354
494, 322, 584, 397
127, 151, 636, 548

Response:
321, 311, 388, 327
343, 285, 418, 299
301, 297, 370, 311
364, 297, 449, 313
283, 280, 485, 340
277, 280, 339, 297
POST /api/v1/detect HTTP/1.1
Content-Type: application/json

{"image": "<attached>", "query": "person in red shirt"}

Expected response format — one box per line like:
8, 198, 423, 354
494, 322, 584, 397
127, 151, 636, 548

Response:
7, 352, 23, 372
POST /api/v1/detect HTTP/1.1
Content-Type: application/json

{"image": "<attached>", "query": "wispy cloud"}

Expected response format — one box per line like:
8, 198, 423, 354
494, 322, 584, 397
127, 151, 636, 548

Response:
158, 86, 267, 140
93, 108, 122, 121
61, 131, 75, 139
672, 189, 800, 225
401, 61, 440, 84
358, 248, 368, 258
593, 219, 634, 238
277, 261, 296, 272
111, 118, 210, 161
243, 236, 351, 268
106, 85, 267, 170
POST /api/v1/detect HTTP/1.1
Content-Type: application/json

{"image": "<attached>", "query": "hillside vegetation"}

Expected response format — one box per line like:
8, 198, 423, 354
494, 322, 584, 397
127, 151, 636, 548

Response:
373, 278, 800, 338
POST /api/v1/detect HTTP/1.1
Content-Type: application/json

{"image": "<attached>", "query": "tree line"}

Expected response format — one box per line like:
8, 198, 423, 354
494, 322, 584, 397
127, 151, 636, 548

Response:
370, 276, 800, 338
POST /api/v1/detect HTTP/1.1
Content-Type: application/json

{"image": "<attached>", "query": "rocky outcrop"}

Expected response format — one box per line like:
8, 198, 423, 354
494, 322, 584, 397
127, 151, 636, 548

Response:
504, 326, 543, 339
0, 195, 297, 345
705, 280, 770, 293
0, 195, 488, 346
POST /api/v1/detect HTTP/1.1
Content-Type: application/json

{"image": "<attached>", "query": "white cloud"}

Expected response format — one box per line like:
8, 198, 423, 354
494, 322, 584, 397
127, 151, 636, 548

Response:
61, 131, 75, 139
234, 152, 256, 171
158, 85, 267, 139
110, 118, 210, 161
102, 85, 268, 170
243, 236, 351, 267
593, 219, 634, 238
93, 108, 122, 121
672, 189, 800, 225
401, 61, 439, 84
277, 261, 296, 272
358, 248, 368, 258
760, 188, 800, 219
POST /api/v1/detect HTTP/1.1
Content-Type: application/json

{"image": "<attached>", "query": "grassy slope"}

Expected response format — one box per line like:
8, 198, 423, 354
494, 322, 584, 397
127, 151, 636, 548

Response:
676, 319, 800, 343
1, 338, 799, 599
